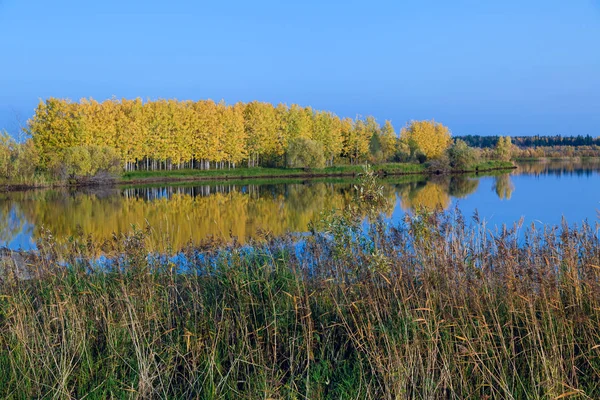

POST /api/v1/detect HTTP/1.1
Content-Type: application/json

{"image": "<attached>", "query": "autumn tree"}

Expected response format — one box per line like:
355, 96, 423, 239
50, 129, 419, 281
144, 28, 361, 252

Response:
61, 145, 121, 178
400, 120, 451, 160
342, 117, 370, 164
244, 101, 277, 167
379, 120, 397, 161
273, 103, 290, 160
313, 111, 343, 166
286, 104, 312, 141
28, 98, 79, 168
221, 103, 247, 168
190, 100, 220, 169
495, 136, 513, 161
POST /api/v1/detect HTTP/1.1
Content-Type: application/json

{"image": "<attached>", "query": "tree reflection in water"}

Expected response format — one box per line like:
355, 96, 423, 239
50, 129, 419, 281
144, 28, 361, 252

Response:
493, 174, 514, 200
0, 167, 552, 251
398, 176, 480, 211
0, 182, 393, 250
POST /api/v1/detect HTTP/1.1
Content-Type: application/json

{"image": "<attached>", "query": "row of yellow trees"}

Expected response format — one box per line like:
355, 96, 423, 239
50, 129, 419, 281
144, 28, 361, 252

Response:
27, 98, 404, 171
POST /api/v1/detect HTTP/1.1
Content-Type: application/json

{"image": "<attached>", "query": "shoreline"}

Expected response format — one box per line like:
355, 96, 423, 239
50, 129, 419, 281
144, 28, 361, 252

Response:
0, 162, 517, 192
118, 164, 517, 186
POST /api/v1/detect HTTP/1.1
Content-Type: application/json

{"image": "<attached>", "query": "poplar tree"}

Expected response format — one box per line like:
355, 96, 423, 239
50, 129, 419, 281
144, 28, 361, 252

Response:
400, 120, 451, 160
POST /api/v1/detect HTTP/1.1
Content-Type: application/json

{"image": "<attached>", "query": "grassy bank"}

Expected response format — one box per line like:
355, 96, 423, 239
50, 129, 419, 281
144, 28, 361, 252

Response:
120, 163, 426, 182
468, 160, 515, 171
119, 160, 514, 185
0, 161, 516, 191
0, 180, 598, 398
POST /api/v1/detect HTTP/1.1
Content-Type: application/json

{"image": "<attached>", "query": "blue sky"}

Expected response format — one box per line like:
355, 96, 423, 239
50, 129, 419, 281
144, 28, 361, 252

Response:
1, 0, 599, 137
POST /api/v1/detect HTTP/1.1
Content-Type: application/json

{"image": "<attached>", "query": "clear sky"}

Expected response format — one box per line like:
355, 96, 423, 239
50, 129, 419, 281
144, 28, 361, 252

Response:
1, 0, 599, 137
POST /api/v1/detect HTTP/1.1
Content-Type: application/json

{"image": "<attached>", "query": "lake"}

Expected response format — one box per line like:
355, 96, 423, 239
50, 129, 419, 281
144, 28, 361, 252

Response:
1, 160, 599, 251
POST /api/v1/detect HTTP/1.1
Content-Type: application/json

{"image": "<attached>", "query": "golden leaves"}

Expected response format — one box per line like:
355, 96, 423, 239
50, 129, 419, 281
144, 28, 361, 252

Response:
400, 119, 451, 160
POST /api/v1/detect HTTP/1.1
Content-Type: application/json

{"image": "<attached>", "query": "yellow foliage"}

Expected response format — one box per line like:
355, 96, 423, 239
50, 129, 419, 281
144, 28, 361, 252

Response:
400, 120, 451, 159
26, 98, 398, 170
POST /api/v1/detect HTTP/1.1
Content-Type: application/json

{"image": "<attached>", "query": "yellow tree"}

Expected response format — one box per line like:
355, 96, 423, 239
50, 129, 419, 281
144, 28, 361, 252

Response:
141, 100, 158, 169
117, 98, 146, 171
164, 99, 192, 169
78, 98, 113, 149
302, 106, 315, 140
190, 100, 220, 169
258, 102, 279, 163
313, 111, 343, 166
339, 117, 353, 163
221, 103, 247, 168
243, 101, 276, 167
177, 101, 195, 168
151, 99, 172, 168
400, 120, 451, 159
97, 98, 119, 149
274, 103, 290, 160
495, 136, 513, 161
212, 100, 229, 168
286, 104, 312, 141
28, 98, 79, 168
342, 117, 370, 164
379, 120, 397, 161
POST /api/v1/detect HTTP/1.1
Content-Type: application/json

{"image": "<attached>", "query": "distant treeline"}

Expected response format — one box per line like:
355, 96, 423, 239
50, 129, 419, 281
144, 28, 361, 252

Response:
456, 135, 600, 148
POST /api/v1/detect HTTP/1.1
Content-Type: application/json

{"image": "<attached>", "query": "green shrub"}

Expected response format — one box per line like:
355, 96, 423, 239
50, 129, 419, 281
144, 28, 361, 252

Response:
0, 132, 41, 180
88, 145, 121, 174
286, 137, 326, 169
57, 145, 122, 179
447, 139, 479, 169
64, 146, 93, 176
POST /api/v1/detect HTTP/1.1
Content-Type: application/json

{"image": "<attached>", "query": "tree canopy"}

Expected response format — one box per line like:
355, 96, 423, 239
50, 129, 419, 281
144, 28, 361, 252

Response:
27, 98, 401, 171
400, 120, 451, 160
495, 136, 513, 161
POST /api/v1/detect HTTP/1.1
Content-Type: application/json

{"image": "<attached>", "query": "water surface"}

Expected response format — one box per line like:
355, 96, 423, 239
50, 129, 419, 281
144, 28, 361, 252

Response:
1, 160, 599, 250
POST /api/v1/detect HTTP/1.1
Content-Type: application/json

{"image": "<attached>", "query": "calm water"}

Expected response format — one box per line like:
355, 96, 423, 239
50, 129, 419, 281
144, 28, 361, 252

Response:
1, 160, 599, 250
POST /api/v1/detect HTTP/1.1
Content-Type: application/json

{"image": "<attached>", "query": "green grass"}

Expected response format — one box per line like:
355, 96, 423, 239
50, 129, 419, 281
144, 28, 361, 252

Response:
120, 163, 427, 181
119, 161, 515, 184
0, 161, 516, 191
469, 160, 516, 171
